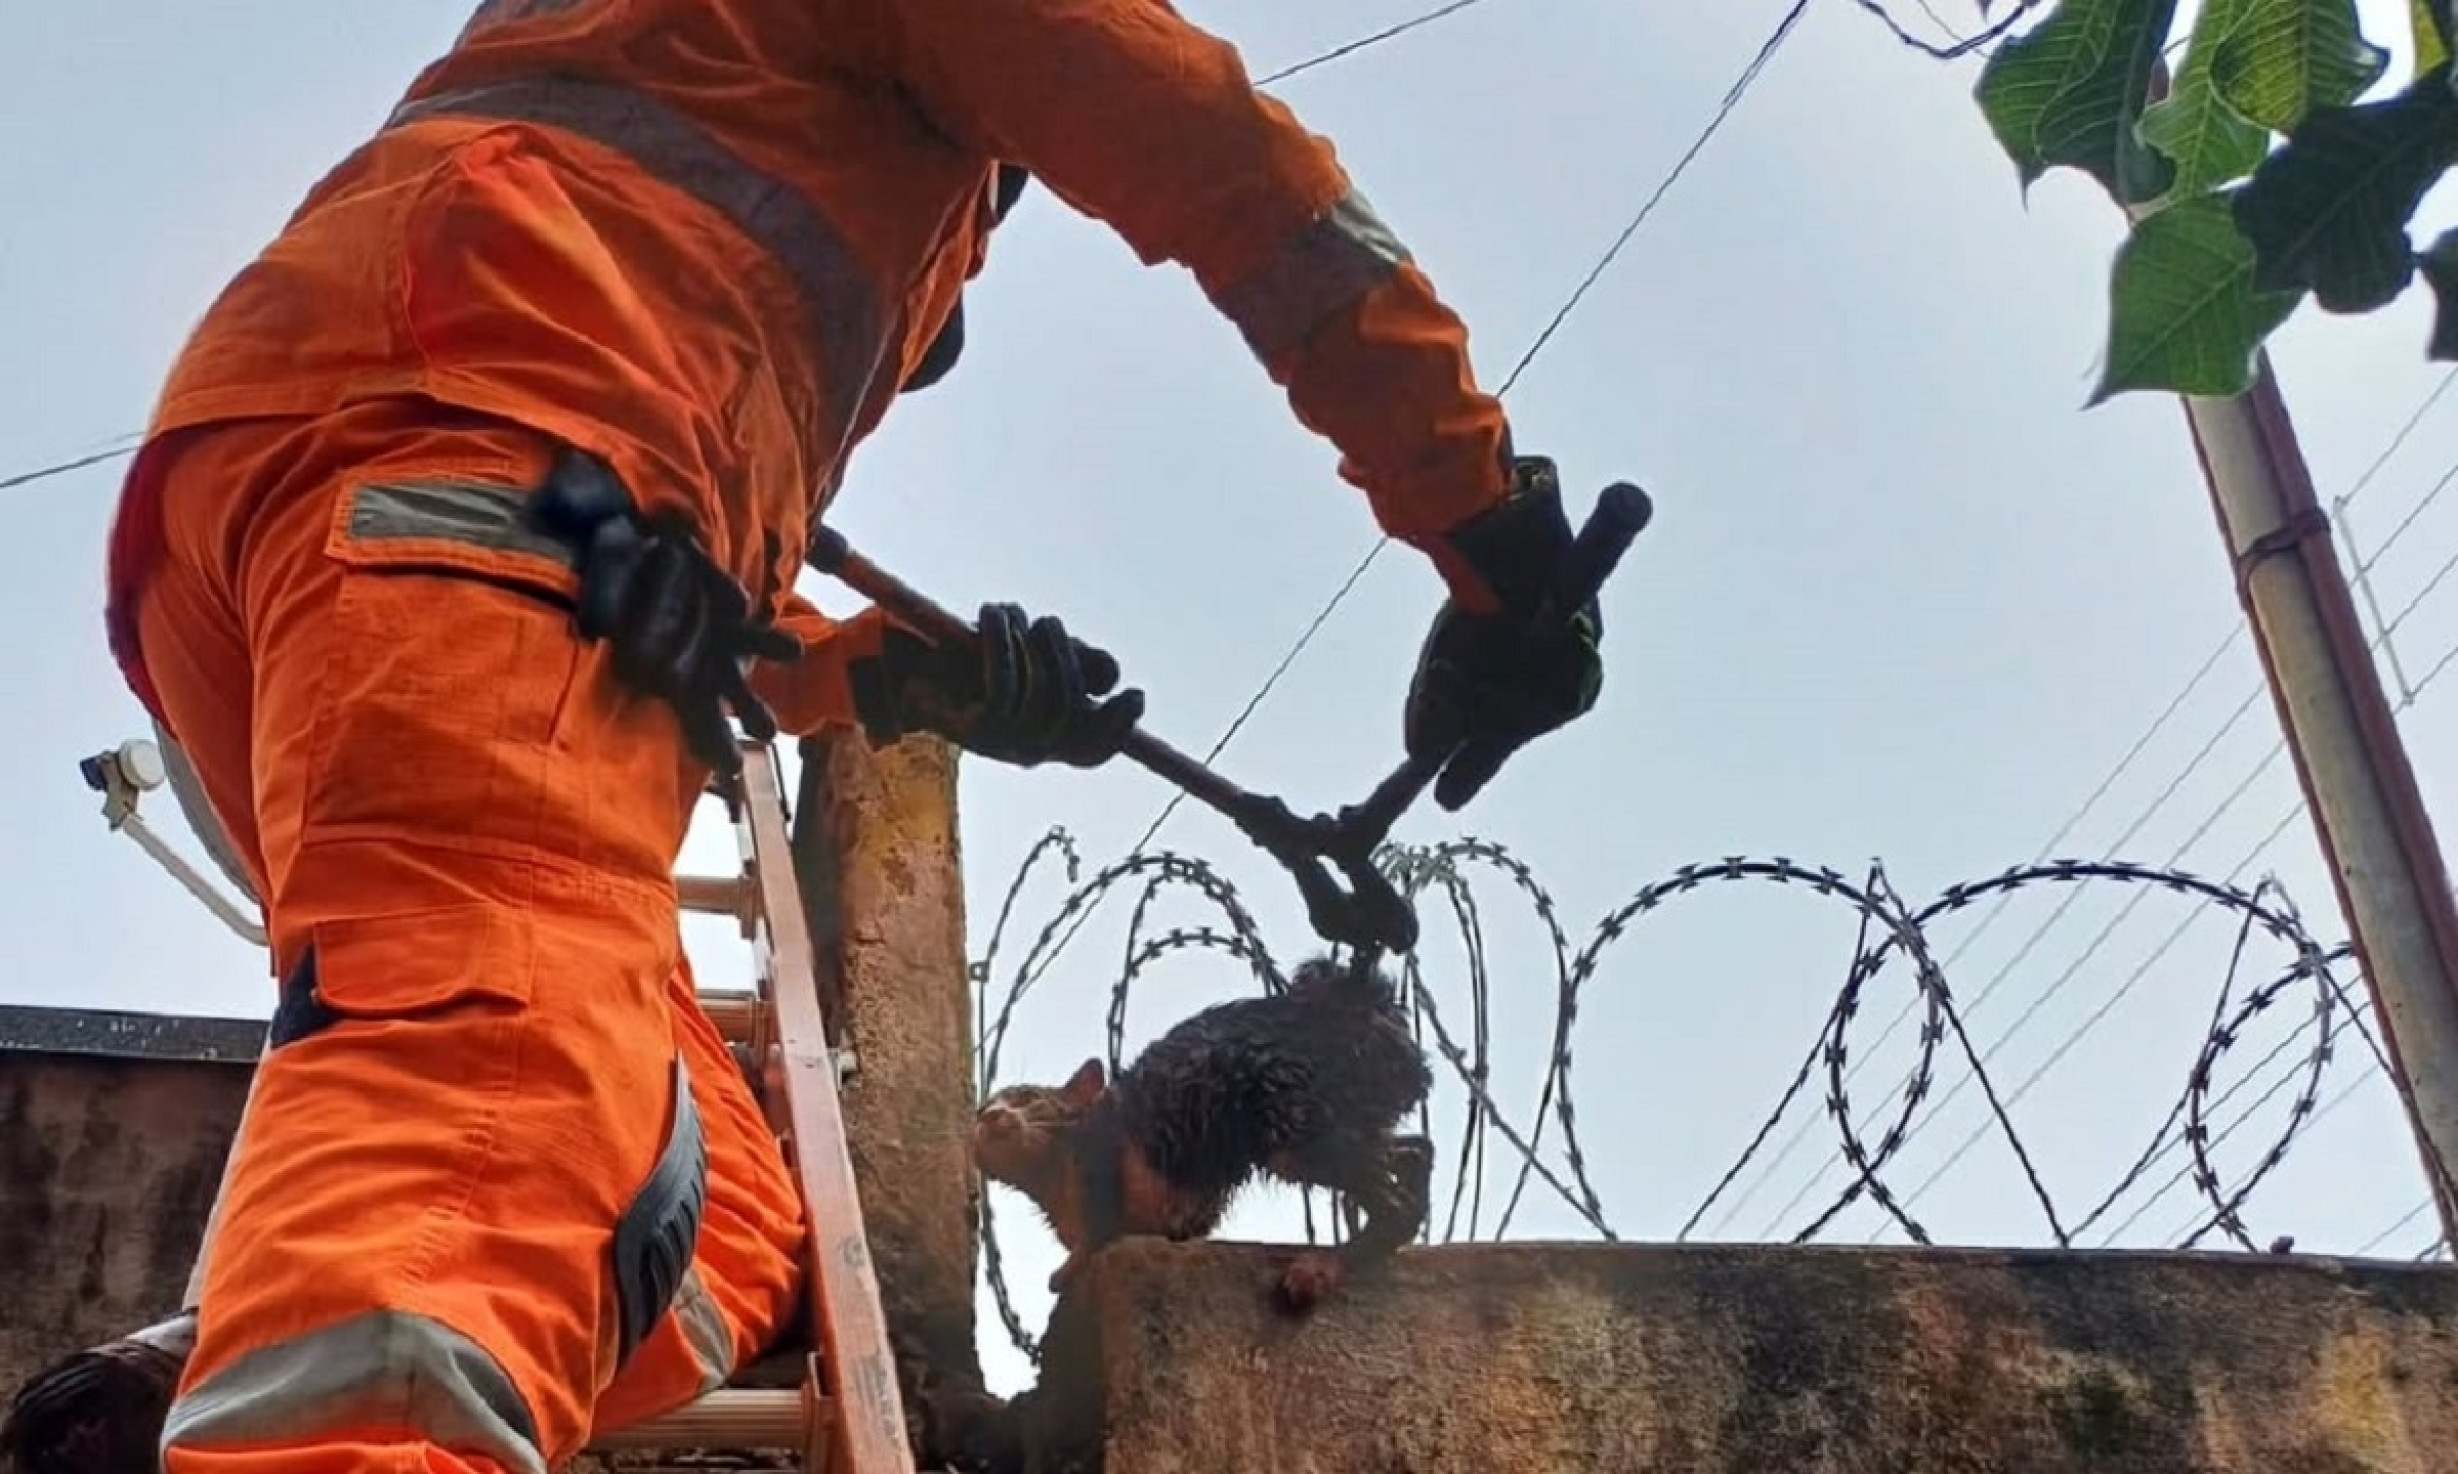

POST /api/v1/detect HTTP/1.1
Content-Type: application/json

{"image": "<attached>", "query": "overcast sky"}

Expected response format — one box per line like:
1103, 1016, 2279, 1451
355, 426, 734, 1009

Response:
6, 1, 2456, 1395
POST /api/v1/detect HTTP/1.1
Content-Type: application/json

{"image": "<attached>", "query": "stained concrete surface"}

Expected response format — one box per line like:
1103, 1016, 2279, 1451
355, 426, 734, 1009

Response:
16, 1014, 2458, 1474
1046, 1239, 2458, 1474
1, 1008, 257, 1392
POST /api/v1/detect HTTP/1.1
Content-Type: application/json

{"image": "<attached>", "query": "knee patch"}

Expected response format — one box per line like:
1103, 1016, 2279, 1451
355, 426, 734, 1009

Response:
612, 1057, 709, 1364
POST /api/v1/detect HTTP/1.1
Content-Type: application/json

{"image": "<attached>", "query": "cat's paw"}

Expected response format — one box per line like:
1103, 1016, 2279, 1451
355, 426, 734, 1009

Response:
1276, 1250, 1346, 1312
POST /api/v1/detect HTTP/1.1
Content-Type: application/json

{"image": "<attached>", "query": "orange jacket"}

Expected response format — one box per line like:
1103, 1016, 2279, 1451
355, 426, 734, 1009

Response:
114, 0, 1510, 729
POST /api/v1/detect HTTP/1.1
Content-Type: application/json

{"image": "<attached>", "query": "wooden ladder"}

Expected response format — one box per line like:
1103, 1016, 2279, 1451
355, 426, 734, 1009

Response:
86, 733, 912, 1468
587, 740, 916, 1473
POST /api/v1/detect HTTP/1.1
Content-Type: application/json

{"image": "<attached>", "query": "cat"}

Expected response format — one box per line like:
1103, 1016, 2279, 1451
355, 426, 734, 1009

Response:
972, 952, 1433, 1309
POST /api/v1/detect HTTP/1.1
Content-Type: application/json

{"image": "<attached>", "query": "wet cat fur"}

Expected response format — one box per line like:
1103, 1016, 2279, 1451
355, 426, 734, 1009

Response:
973, 953, 1433, 1309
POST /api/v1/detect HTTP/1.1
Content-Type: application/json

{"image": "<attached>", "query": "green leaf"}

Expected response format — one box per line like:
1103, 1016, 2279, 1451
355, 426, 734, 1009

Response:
2139, 0, 2272, 198
2423, 228, 2458, 357
2234, 69, 2458, 311
2414, 0, 2452, 80
2096, 192, 2302, 400
1978, 0, 2181, 203
2212, 0, 2389, 132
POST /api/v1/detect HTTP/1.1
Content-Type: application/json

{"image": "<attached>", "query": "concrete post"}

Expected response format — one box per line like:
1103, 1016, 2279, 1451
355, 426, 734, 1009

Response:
791, 730, 983, 1399
2177, 359, 2458, 1241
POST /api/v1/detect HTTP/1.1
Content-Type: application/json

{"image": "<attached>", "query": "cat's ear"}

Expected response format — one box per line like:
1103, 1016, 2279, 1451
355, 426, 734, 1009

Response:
1061, 1057, 1106, 1106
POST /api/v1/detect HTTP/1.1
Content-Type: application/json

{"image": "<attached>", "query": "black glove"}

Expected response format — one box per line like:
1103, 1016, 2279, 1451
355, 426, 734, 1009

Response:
528, 451, 799, 778
1405, 455, 1604, 810
847, 603, 1144, 768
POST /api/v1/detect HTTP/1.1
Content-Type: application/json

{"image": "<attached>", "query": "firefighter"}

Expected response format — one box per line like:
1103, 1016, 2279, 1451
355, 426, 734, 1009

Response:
23, 3, 1610, 1470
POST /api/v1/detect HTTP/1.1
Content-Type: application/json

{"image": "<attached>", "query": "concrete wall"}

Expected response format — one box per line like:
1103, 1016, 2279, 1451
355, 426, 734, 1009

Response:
1049, 1240, 2458, 1474
0, 1007, 258, 1393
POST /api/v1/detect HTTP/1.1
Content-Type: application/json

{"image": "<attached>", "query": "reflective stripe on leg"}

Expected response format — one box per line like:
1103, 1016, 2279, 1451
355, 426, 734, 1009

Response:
161, 1310, 546, 1474
671, 1268, 735, 1398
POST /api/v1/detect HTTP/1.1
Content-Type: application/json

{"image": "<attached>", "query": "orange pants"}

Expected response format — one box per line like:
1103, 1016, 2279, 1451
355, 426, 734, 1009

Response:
120, 399, 805, 1472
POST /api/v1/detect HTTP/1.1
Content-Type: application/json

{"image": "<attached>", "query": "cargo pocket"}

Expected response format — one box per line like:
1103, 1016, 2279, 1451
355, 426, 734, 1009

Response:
292, 905, 538, 1032
301, 470, 593, 852
612, 1056, 710, 1365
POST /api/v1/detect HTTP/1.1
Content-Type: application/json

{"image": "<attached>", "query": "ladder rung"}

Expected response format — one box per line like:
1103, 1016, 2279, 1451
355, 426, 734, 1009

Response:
698, 991, 760, 1045
588, 1388, 815, 1449
678, 872, 751, 918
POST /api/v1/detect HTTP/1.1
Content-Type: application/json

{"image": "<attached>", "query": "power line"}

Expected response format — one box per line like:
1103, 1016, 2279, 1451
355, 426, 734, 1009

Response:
2091, 992, 2373, 1246
1907, 0, 1963, 43
1886, 786, 2304, 1210
1882, 566, 2458, 1234
1734, 676, 2280, 1234
1704, 378, 2458, 1235
1755, 434, 2458, 1233
1891, 581, 2458, 1226
0, 10, 1585, 500
1126, 538, 1390, 854
1714, 662, 2259, 1235
1773, 778, 2303, 1241
2414, 629, 2458, 694
2354, 459, 2458, 585
2357, 1194, 2437, 1257
2158, 1044, 2389, 1248
1259, 0, 1503, 86
1847, 0, 2039, 59
1497, 0, 1810, 397
1003, 2, 1818, 1022
2086, 984, 2370, 1244
1128, 0, 1812, 860
2343, 367, 2458, 512
0, 442, 135, 492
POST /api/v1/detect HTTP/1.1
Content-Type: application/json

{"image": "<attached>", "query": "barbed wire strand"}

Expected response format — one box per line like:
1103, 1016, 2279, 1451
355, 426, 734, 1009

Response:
1879, 770, 2303, 1214
1754, 451, 2458, 1230
1810, 858, 2333, 1244
1889, 581, 2458, 1231
1753, 743, 2298, 1238
2162, 1046, 2385, 1248
1706, 649, 2257, 1234
2094, 989, 2369, 1247
968, 827, 2425, 1359
2058, 885, 2272, 1236
1717, 377, 2458, 1220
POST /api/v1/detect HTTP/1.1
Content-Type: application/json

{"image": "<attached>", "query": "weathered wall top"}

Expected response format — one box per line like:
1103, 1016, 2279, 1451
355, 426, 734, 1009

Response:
15, 1004, 2458, 1474
0, 1004, 262, 1063
2, 1007, 256, 1394
1043, 1239, 2458, 1474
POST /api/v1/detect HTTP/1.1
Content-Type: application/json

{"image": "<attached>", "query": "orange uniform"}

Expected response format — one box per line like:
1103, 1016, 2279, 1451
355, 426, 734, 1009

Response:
106, 2, 1512, 1469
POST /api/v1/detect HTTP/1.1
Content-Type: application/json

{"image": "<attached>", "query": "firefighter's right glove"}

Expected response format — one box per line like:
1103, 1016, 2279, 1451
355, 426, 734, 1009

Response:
1405, 456, 1605, 811
529, 452, 799, 779
846, 604, 1145, 768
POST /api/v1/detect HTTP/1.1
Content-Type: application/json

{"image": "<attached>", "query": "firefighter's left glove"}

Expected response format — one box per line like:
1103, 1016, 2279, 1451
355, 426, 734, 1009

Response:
1405, 456, 1605, 811
528, 451, 800, 780
847, 604, 1144, 768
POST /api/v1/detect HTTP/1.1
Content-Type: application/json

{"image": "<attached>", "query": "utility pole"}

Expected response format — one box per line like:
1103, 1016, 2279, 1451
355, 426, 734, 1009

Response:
2175, 358, 2458, 1244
